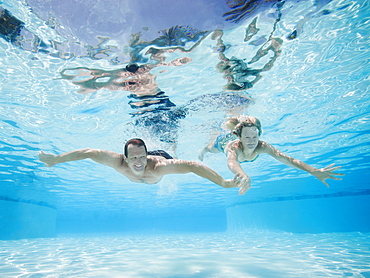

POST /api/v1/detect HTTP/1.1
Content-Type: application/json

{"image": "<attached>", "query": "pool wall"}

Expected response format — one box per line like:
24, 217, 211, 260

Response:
1, 193, 369, 240
226, 169, 370, 233
226, 195, 370, 233
0, 199, 57, 240
1, 168, 369, 239
56, 213, 227, 235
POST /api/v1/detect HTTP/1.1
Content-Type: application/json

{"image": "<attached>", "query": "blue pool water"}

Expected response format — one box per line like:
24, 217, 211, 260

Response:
1, 0, 369, 276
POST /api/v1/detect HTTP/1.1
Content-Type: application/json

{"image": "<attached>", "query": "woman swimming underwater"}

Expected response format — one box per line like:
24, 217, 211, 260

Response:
199, 116, 344, 194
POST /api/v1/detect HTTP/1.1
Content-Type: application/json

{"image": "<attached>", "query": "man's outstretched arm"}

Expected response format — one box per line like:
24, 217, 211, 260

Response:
38, 149, 122, 168
157, 159, 247, 194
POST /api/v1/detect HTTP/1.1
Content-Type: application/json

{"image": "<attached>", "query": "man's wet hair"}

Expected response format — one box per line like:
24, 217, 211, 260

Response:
124, 138, 148, 157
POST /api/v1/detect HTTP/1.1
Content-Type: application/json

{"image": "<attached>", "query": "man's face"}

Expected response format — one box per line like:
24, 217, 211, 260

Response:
126, 144, 148, 174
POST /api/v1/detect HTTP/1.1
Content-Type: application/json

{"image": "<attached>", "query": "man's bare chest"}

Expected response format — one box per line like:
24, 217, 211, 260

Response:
118, 168, 162, 184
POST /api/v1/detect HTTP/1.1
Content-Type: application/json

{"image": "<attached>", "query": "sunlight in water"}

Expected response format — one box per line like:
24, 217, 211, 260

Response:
0, 0, 369, 276
1, 231, 369, 277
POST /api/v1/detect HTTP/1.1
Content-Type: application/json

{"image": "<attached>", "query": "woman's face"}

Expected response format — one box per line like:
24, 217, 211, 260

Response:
239, 126, 259, 150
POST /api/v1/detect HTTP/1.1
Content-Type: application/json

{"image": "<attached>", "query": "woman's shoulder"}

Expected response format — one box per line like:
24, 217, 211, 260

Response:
256, 140, 272, 152
257, 141, 280, 156
228, 138, 242, 147
225, 139, 242, 154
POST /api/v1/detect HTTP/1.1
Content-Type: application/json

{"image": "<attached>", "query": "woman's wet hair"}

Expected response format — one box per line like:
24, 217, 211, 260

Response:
227, 116, 262, 137
124, 138, 147, 157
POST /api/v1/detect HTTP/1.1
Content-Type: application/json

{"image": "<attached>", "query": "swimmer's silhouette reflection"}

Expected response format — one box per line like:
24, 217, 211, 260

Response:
60, 53, 192, 150
61, 54, 190, 102
223, 0, 334, 40
0, 7, 49, 52
212, 27, 282, 91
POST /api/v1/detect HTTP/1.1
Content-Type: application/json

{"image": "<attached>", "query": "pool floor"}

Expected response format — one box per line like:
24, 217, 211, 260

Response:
1, 230, 369, 277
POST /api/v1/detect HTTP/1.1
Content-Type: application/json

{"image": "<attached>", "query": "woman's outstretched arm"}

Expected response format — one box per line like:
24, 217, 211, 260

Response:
260, 142, 344, 187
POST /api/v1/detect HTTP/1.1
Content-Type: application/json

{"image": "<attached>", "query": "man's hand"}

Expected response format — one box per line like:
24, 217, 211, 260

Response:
38, 151, 58, 167
222, 173, 251, 195
311, 163, 344, 187
234, 173, 251, 195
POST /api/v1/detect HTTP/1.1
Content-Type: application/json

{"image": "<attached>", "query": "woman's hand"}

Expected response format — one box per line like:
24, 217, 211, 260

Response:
311, 163, 344, 187
198, 149, 206, 161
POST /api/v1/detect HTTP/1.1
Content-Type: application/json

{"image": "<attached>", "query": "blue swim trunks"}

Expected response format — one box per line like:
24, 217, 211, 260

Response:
148, 150, 173, 159
214, 133, 238, 152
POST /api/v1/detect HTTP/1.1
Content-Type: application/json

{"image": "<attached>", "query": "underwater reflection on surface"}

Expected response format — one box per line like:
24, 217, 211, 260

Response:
0, 0, 330, 154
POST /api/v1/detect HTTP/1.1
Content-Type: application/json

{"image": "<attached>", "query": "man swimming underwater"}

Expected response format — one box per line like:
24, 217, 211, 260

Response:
38, 138, 249, 194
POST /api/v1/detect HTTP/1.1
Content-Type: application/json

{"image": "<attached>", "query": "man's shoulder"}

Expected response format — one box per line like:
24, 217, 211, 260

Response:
149, 157, 190, 169
99, 150, 125, 166
149, 158, 194, 175
148, 156, 173, 167
101, 150, 124, 159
